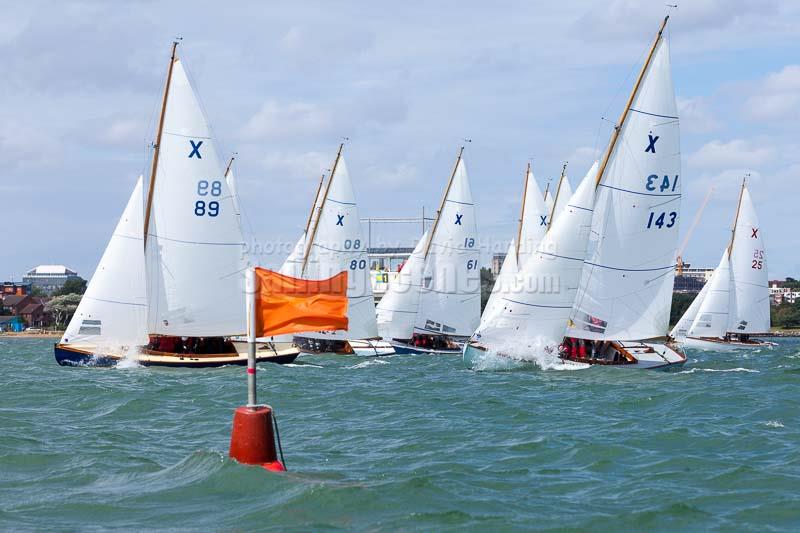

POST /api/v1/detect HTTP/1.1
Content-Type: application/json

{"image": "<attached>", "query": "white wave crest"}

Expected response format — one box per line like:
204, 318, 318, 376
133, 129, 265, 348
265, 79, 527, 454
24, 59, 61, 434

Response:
679, 367, 759, 374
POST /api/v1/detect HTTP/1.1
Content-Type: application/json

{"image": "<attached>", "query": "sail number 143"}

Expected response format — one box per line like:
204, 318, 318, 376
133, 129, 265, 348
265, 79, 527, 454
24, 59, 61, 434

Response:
646, 211, 677, 229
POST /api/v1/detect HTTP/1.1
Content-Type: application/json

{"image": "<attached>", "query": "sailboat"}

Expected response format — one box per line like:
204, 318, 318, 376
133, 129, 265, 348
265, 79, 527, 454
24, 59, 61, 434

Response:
479, 162, 549, 332
287, 144, 394, 356
463, 161, 599, 367
377, 147, 481, 354
673, 180, 773, 350
55, 43, 299, 367
560, 16, 686, 369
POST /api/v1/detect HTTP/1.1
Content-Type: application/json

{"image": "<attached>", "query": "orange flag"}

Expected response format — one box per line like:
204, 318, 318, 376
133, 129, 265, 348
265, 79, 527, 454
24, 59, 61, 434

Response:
253, 268, 349, 337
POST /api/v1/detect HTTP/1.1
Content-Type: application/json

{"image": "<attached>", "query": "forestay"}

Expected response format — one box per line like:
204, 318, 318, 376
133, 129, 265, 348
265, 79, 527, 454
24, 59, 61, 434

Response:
568, 37, 681, 341
474, 165, 597, 350
414, 159, 480, 337
62, 177, 148, 347
688, 251, 730, 338
145, 59, 246, 337
376, 231, 427, 340
728, 186, 770, 333
302, 156, 378, 340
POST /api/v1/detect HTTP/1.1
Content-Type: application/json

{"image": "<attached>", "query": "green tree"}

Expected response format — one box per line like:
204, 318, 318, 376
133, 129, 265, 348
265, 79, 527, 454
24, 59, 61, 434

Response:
45, 293, 83, 327
772, 302, 800, 329
480, 267, 494, 313
670, 292, 698, 327
55, 277, 87, 296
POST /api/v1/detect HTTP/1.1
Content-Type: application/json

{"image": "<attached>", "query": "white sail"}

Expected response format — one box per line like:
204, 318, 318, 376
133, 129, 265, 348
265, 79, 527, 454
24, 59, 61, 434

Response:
302, 156, 378, 340
688, 251, 730, 338
279, 232, 306, 277
474, 165, 597, 350
145, 58, 246, 337
479, 240, 518, 328
280, 176, 326, 277
669, 277, 711, 339
727, 186, 770, 333
413, 158, 480, 337
480, 166, 549, 325
376, 231, 427, 340
568, 37, 680, 341
544, 188, 554, 213
517, 167, 549, 263
549, 174, 574, 228
62, 177, 148, 347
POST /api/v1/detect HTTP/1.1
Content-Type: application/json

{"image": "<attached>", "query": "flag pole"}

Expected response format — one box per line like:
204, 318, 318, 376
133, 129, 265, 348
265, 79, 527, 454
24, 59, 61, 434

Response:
229, 266, 286, 472
246, 267, 257, 408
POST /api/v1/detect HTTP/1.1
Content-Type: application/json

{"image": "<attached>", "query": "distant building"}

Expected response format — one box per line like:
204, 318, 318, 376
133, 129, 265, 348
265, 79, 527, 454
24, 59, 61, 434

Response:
1, 281, 31, 296
23, 265, 80, 295
0, 316, 25, 332
0, 294, 49, 327
491, 253, 507, 277
368, 247, 414, 303
770, 283, 800, 305
673, 262, 714, 293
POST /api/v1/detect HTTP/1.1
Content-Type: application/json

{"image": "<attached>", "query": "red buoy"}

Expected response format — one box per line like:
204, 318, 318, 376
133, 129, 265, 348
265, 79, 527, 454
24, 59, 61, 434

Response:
229, 405, 286, 472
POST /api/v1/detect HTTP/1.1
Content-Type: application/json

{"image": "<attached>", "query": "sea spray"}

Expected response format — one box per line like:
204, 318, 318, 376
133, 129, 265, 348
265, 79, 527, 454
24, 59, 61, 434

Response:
471, 336, 588, 372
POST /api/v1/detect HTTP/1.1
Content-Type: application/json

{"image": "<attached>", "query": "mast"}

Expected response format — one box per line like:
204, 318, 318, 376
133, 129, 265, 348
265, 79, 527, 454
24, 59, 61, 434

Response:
304, 173, 326, 236
593, 16, 669, 188
223, 155, 235, 178
543, 181, 550, 201
423, 146, 464, 259
727, 177, 747, 257
514, 162, 531, 260
143, 41, 179, 248
545, 162, 568, 233
301, 143, 343, 275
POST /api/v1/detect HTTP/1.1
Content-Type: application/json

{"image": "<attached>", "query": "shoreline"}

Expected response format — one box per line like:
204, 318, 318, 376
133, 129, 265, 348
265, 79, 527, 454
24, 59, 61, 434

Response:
0, 332, 62, 339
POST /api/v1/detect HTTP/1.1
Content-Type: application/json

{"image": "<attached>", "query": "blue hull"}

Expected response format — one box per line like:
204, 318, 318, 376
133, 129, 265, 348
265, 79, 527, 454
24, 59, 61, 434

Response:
53, 345, 298, 368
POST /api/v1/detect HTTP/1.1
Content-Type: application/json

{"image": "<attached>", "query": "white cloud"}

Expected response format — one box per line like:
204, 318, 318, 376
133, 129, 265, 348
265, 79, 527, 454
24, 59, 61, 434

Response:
688, 139, 774, 170
744, 64, 800, 121
240, 101, 334, 142
677, 96, 721, 133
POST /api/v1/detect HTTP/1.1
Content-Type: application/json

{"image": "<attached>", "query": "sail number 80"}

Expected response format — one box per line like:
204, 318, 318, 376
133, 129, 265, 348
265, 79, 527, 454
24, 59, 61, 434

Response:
349, 259, 367, 270
195, 180, 222, 217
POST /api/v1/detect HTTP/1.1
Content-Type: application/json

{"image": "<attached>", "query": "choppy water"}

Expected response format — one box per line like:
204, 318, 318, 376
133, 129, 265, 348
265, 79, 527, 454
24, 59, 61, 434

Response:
1, 338, 799, 531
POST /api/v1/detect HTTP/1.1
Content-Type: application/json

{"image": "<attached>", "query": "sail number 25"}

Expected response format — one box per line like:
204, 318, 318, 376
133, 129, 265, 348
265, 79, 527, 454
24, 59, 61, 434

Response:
194, 180, 221, 217
752, 249, 764, 270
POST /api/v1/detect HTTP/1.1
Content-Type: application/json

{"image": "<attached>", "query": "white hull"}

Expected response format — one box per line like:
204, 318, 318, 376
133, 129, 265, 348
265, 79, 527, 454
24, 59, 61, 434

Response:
681, 336, 776, 352
464, 340, 685, 370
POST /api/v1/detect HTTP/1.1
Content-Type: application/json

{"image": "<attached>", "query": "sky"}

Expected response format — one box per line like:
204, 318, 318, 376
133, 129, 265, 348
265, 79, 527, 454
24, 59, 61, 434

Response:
2, 0, 799, 280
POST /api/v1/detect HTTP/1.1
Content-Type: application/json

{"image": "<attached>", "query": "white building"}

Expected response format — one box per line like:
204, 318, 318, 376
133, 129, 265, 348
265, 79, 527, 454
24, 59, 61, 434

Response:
23, 265, 80, 294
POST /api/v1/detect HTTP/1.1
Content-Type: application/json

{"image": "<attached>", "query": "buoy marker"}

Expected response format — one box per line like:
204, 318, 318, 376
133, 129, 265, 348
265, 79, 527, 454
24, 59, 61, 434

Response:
228, 267, 286, 472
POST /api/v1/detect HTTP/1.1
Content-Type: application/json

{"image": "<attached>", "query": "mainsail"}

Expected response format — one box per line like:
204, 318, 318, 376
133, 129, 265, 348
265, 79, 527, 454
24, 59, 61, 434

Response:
481, 164, 548, 328
413, 157, 480, 337
144, 57, 246, 337
62, 177, 148, 347
280, 174, 326, 278
567, 29, 680, 342
728, 185, 770, 333
548, 170, 574, 228
300, 152, 378, 340
474, 163, 598, 349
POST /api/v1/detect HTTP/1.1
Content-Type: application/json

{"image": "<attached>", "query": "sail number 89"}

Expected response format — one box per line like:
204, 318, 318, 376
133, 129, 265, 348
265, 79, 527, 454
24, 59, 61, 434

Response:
646, 211, 677, 229
194, 180, 222, 217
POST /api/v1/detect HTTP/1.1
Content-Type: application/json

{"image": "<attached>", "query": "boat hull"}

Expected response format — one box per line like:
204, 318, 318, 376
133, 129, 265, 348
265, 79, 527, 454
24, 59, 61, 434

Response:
389, 340, 462, 355
54, 343, 299, 368
682, 336, 776, 351
560, 341, 686, 369
292, 337, 396, 357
